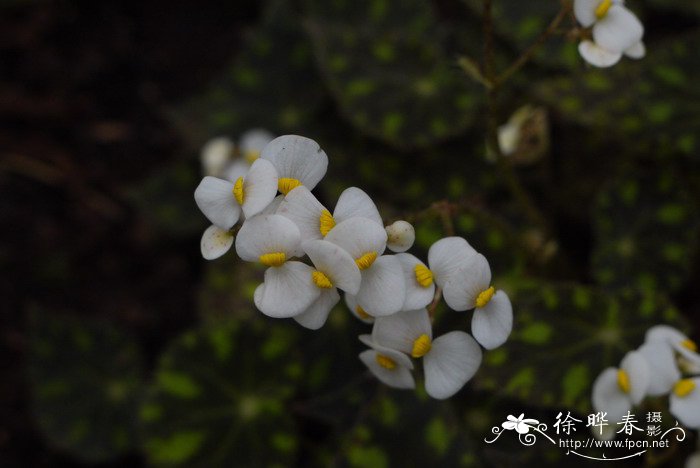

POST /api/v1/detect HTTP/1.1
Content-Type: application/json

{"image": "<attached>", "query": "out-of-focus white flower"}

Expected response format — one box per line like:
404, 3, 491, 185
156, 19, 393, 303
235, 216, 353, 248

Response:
686, 451, 700, 468
201, 137, 234, 177
261, 135, 328, 195
441, 253, 513, 349
670, 377, 700, 429
325, 218, 406, 316
358, 336, 415, 390
292, 239, 362, 330
636, 340, 681, 396
235, 214, 320, 318
277, 186, 382, 242
645, 325, 700, 368
385, 220, 415, 253
371, 309, 482, 399
200, 225, 234, 260
574, 0, 645, 67
395, 253, 435, 311
496, 105, 549, 165
592, 350, 650, 424
194, 159, 278, 230
222, 129, 276, 182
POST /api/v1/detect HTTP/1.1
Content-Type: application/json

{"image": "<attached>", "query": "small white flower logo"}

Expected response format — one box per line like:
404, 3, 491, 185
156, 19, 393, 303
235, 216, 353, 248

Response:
502, 414, 540, 434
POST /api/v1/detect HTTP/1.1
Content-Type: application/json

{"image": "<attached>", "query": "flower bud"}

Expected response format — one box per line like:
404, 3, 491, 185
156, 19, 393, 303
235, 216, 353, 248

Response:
385, 220, 415, 252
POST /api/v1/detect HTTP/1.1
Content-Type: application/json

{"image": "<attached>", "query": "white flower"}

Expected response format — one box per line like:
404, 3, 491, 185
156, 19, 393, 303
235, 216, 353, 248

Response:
261, 135, 329, 195
194, 158, 278, 230
636, 339, 681, 396
240, 128, 275, 163
592, 350, 650, 424
427, 237, 478, 289
344, 293, 374, 324
371, 309, 482, 399
235, 214, 320, 318
670, 377, 700, 429
200, 137, 234, 177
385, 220, 415, 253
395, 253, 435, 311
574, 0, 645, 67
277, 186, 382, 243
441, 253, 513, 350
200, 225, 234, 260
358, 337, 415, 390
502, 414, 539, 434
645, 325, 700, 368
292, 239, 362, 330
325, 217, 406, 316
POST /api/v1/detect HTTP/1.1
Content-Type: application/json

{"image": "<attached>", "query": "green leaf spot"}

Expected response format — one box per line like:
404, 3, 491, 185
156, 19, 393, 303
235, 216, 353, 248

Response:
519, 322, 553, 345
561, 364, 589, 406
156, 371, 201, 399
425, 417, 451, 456
146, 431, 206, 464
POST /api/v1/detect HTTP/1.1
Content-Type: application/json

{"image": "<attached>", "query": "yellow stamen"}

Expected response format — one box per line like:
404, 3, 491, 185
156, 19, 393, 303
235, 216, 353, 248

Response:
414, 264, 433, 288
376, 354, 396, 370
411, 334, 432, 358
681, 339, 698, 352
259, 252, 286, 267
356, 305, 372, 320
617, 369, 630, 394
232, 177, 245, 205
356, 252, 378, 270
243, 150, 260, 164
595, 0, 612, 19
312, 270, 333, 289
278, 178, 302, 195
674, 379, 696, 398
319, 209, 336, 236
475, 286, 496, 308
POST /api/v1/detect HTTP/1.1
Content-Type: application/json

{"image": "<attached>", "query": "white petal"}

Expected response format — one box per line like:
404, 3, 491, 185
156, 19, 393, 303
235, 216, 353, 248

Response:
385, 220, 415, 253
669, 378, 700, 429
333, 187, 382, 226
360, 338, 414, 370
254, 261, 320, 318
260, 135, 328, 190
442, 253, 491, 312
592, 368, 632, 424
395, 253, 435, 311
359, 349, 415, 389
276, 186, 326, 242
304, 239, 361, 295
324, 217, 387, 260
200, 225, 234, 260
578, 40, 622, 68
593, 5, 644, 54
294, 289, 339, 330
624, 40, 645, 59
357, 255, 406, 317
201, 137, 233, 176
345, 294, 374, 324
424, 331, 482, 399
260, 195, 285, 215
471, 290, 512, 350
646, 325, 687, 344
372, 308, 432, 355
636, 341, 681, 396
241, 159, 278, 218
358, 333, 374, 347
573, 0, 600, 27
427, 237, 478, 288
194, 176, 240, 230
235, 214, 301, 262
223, 159, 250, 183
620, 350, 650, 405
240, 128, 275, 154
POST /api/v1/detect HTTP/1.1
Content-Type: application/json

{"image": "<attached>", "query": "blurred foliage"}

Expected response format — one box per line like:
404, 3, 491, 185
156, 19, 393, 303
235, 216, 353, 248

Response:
28, 311, 145, 463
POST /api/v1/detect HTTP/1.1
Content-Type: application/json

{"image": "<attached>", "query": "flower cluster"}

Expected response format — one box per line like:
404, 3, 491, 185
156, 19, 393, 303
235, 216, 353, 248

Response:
574, 0, 645, 68
194, 134, 513, 399
592, 325, 700, 432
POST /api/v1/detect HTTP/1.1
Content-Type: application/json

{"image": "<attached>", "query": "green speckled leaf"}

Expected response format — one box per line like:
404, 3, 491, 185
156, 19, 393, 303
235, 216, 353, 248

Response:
591, 168, 699, 292
305, 0, 481, 149
171, 0, 323, 145
28, 311, 144, 463
140, 320, 300, 467
475, 283, 686, 413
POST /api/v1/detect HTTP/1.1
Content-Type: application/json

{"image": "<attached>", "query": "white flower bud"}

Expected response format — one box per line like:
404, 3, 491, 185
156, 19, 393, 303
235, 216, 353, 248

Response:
385, 220, 415, 253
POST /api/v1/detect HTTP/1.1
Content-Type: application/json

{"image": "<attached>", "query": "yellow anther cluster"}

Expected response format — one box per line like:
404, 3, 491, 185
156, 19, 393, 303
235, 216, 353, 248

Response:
278, 177, 302, 195
319, 209, 336, 236
376, 354, 396, 370
475, 286, 496, 308
356, 252, 378, 270
414, 264, 433, 288
681, 339, 698, 352
674, 379, 696, 398
312, 270, 333, 289
233, 177, 245, 205
356, 305, 371, 320
595, 0, 612, 19
259, 252, 286, 267
411, 334, 432, 358
617, 369, 630, 394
